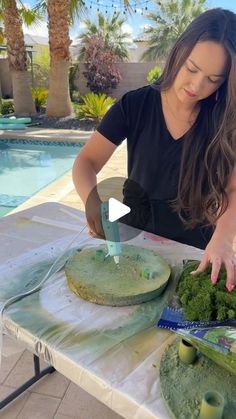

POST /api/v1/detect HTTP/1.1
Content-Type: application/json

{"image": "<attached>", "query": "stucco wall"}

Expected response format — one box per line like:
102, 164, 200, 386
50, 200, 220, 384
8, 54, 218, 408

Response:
75, 62, 160, 99
0, 59, 163, 101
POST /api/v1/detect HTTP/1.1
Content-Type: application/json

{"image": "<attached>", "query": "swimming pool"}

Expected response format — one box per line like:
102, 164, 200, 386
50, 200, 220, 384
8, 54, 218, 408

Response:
0, 139, 83, 216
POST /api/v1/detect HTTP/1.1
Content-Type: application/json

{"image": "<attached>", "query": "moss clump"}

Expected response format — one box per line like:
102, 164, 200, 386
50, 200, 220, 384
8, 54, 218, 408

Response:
177, 262, 236, 321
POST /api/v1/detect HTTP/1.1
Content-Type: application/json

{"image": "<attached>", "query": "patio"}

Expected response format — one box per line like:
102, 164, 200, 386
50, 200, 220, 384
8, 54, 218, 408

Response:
1, 128, 127, 419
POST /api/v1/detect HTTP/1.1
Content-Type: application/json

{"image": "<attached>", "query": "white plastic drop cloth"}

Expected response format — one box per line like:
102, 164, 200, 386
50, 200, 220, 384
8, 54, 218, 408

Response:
0, 203, 203, 419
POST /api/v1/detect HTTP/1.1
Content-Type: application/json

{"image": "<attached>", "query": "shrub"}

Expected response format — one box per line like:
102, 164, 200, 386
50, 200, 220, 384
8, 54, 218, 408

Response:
69, 64, 79, 101
32, 46, 50, 88
32, 87, 48, 112
147, 66, 162, 84
1, 99, 14, 115
75, 92, 115, 123
83, 34, 122, 94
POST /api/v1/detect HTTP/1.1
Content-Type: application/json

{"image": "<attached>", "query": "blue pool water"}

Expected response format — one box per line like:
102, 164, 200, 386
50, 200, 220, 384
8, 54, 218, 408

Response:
0, 139, 83, 216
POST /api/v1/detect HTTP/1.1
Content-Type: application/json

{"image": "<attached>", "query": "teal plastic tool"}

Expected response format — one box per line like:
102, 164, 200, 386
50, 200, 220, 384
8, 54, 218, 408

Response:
101, 201, 121, 264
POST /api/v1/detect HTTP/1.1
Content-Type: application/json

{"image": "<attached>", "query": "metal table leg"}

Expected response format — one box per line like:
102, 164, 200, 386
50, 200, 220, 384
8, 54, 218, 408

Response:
0, 354, 55, 409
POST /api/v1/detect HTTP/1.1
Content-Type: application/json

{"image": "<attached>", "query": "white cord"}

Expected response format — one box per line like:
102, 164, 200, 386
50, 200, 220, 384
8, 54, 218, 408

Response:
59, 207, 86, 222
0, 224, 87, 367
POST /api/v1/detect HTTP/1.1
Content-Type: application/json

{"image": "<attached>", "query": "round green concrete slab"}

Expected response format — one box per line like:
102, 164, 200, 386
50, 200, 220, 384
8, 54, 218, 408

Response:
160, 338, 236, 419
64, 244, 171, 306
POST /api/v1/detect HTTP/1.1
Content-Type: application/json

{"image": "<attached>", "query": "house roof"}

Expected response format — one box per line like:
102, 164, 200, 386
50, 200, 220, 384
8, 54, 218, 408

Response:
24, 34, 49, 46
133, 38, 147, 42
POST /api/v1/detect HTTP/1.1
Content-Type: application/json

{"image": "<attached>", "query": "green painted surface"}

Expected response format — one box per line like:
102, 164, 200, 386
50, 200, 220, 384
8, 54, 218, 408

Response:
160, 338, 236, 419
0, 254, 175, 365
65, 244, 171, 306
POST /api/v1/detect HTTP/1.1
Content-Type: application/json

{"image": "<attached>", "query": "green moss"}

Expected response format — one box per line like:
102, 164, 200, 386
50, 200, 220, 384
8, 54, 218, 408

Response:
177, 262, 236, 321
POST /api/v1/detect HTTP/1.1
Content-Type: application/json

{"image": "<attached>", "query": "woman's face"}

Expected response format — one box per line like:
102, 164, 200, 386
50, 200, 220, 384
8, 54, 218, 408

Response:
173, 41, 228, 103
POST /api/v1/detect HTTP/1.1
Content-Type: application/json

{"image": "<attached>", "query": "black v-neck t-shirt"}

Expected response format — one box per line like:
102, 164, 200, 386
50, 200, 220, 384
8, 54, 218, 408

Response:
97, 85, 213, 249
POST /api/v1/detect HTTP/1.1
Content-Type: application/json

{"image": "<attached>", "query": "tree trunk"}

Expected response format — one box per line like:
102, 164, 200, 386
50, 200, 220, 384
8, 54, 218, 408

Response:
46, 0, 72, 117
11, 70, 36, 115
3, 0, 36, 115
47, 61, 72, 117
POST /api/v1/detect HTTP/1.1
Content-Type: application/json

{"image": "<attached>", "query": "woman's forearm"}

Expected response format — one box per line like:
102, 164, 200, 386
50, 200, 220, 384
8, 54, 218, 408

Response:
213, 189, 236, 247
72, 155, 100, 206
72, 132, 117, 208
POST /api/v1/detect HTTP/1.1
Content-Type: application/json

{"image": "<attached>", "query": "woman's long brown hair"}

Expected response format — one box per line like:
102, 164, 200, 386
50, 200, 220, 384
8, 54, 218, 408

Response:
154, 8, 236, 228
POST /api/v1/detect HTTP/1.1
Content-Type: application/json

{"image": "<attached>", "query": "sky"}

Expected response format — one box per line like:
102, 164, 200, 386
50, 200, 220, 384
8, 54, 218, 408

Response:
23, 0, 236, 43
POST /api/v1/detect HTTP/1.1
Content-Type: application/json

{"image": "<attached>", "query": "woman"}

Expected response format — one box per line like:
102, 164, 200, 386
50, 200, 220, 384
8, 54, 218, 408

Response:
72, 8, 236, 290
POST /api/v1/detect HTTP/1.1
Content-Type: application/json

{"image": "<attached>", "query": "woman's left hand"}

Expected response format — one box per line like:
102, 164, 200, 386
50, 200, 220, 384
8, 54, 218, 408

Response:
190, 235, 236, 292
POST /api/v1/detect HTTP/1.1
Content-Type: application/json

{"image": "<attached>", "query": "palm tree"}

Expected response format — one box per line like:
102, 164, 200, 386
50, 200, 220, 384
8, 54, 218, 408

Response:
35, 0, 83, 117
1, 0, 39, 115
77, 12, 131, 62
45, 0, 73, 116
38, 2, 130, 117
141, 0, 207, 62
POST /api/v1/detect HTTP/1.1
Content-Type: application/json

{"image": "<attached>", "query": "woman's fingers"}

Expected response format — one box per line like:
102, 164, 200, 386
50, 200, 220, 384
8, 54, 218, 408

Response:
87, 218, 96, 236
225, 259, 236, 291
86, 199, 104, 239
190, 255, 209, 276
190, 253, 236, 292
94, 218, 105, 239
210, 257, 221, 285
88, 226, 104, 240
210, 257, 236, 290
87, 216, 105, 240
89, 230, 104, 239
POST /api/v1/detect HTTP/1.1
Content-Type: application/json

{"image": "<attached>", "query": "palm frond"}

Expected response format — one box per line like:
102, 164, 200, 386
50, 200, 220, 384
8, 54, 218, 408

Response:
141, 0, 207, 62
18, 6, 43, 27
70, 0, 86, 25
75, 11, 130, 62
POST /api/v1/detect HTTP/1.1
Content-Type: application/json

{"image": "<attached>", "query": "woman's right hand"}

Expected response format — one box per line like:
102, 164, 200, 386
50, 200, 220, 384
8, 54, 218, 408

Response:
72, 130, 118, 240
85, 194, 105, 240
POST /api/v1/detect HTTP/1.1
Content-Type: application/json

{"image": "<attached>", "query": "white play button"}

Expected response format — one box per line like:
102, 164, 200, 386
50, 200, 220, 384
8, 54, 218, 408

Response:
86, 176, 150, 241
108, 197, 131, 222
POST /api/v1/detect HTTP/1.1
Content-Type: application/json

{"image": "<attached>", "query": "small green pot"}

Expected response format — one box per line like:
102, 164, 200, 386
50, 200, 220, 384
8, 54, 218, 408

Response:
199, 391, 224, 419
142, 266, 152, 279
178, 339, 197, 364
95, 249, 105, 262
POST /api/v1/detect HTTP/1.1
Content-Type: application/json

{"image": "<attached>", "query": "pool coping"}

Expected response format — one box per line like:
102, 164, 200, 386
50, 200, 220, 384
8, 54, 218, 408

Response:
0, 127, 93, 144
